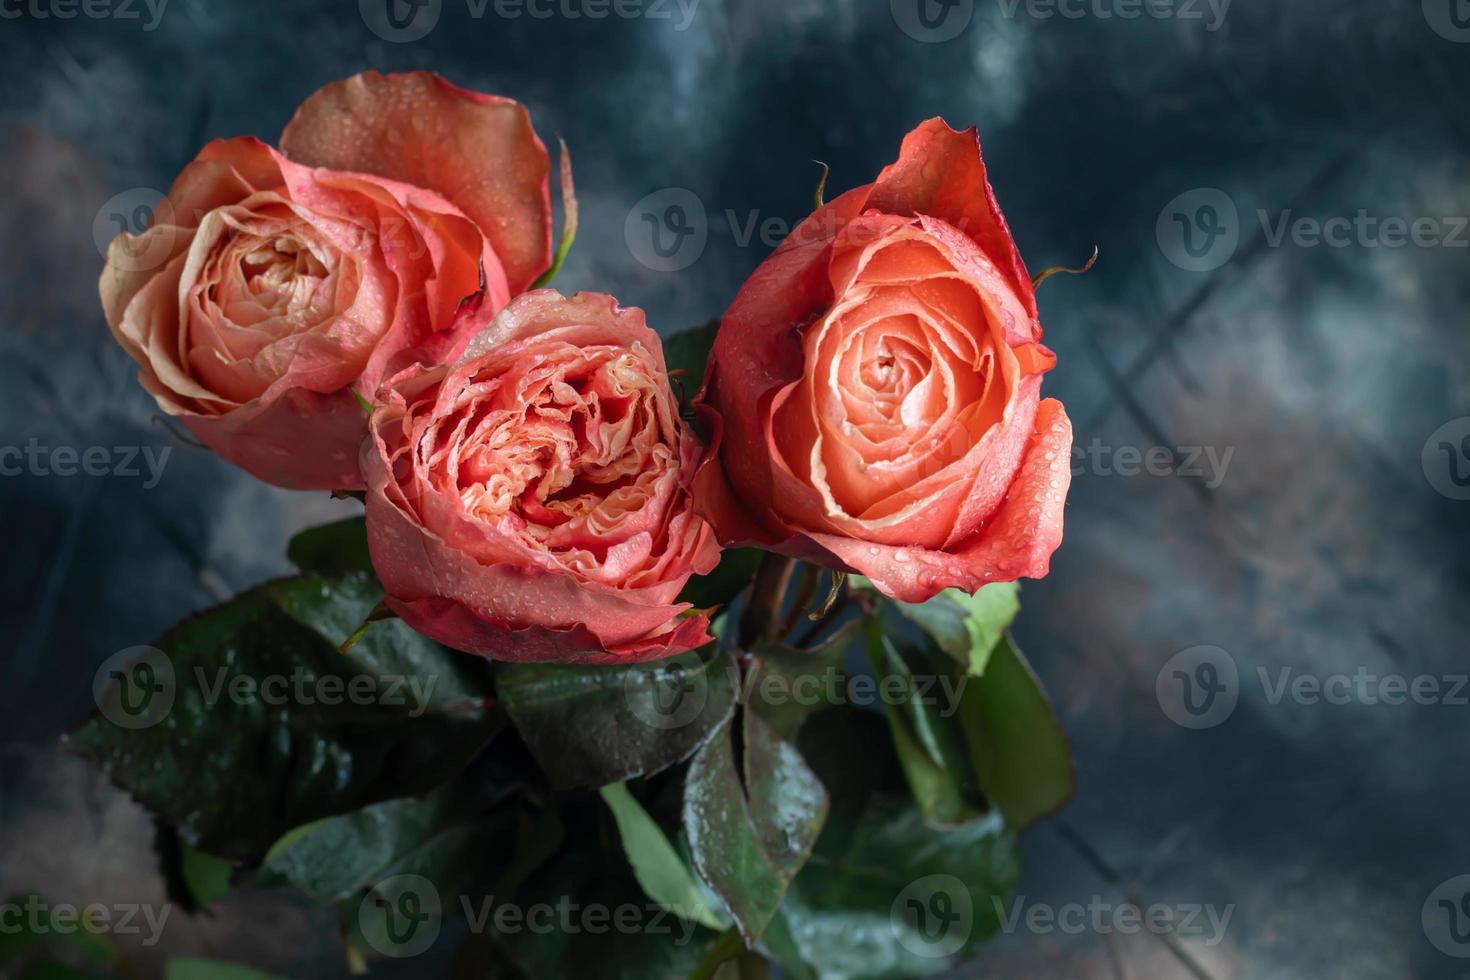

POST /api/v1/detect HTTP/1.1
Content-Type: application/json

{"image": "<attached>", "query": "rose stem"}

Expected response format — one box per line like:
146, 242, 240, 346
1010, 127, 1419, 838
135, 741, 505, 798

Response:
739, 553, 798, 648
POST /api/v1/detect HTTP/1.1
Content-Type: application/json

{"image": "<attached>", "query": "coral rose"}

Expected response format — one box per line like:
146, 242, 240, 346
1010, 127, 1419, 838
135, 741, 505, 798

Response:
363, 290, 720, 664
99, 72, 552, 489
695, 119, 1073, 603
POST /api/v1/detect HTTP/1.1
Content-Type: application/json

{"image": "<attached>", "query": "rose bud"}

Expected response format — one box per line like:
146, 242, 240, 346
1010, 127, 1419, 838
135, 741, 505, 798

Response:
695, 119, 1073, 603
363, 290, 720, 664
99, 72, 552, 489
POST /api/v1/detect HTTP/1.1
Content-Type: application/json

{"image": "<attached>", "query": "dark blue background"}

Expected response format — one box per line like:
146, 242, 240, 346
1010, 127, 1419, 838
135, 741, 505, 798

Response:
3, 0, 1469, 976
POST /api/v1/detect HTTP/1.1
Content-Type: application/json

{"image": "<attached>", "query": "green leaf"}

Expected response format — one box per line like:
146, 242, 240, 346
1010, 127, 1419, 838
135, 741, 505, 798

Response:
255, 784, 515, 905
494, 647, 737, 790
179, 842, 233, 908
682, 712, 828, 945
599, 784, 725, 930
865, 620, 1074, 831
487, 805, 720, 980
744, 620, 863, 739
165, 959, 293, 980
686, 926, 742, 980
286, 517, 372, 576
866, 625, 988, 827
68, 572, 499, 863
677, 548, 762, 612
775, 710, 1021, 979
857, 578, 1020, 677
661, 320, 720, 397
961, 634, 1075, 831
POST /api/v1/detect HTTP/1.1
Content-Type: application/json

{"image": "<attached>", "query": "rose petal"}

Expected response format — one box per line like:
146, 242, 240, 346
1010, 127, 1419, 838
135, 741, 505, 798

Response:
809, 398, 1072, 602
281, 71, 552, 294
387, 596, 712, 665
866, 119, 1039, 323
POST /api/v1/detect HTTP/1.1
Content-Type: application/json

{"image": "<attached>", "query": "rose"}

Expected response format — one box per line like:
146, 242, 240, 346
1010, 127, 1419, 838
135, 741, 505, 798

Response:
362, 290, 720, 663
694, 119, 1073, 602
99, 72, 553, 489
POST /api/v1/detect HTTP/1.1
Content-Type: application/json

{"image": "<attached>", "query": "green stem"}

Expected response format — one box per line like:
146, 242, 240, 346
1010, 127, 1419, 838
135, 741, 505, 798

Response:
739, 554, 797, 648
688, 925, 744, 980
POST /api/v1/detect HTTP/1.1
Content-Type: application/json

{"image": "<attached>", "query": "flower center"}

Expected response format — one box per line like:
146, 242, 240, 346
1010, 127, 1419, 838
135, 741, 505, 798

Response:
449, 345, 678, 566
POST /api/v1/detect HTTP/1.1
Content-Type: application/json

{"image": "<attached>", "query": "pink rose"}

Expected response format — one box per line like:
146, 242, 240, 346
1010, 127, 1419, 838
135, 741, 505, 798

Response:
694, 120, 1073, 602
363, 290, 720, 664
99, 72, 552, 489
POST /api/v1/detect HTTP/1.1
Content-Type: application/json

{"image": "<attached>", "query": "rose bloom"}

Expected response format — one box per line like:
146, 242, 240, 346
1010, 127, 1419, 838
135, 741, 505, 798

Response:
695, 119, 1073, 603
363, 290, 720, 663
99, 72, 552, 489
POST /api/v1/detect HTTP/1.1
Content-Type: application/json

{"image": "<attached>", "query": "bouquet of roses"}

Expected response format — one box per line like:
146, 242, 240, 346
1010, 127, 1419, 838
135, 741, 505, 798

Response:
76, 71, 1079, 979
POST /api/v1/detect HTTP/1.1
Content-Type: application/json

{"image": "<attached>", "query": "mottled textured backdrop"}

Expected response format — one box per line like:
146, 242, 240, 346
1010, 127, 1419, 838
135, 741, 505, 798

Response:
2, 0, 1469, 977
